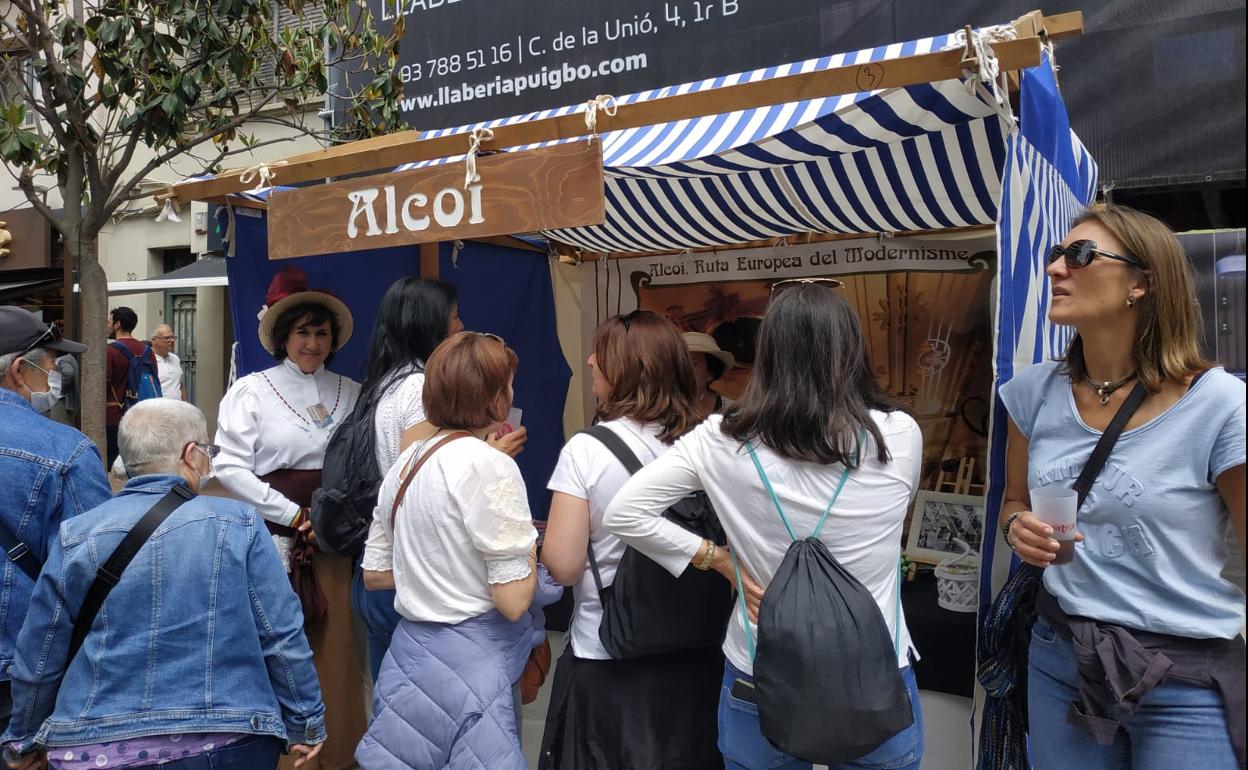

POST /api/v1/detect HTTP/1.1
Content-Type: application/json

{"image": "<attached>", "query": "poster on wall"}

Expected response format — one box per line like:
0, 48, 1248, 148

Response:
581, 234, 996, 555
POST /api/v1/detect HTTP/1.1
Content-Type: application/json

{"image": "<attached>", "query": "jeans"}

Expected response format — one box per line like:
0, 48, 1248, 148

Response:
349, 561, 402, 682
123, 734, 281, 770
717, 660, 923, 770
1027, 617, 1239, 770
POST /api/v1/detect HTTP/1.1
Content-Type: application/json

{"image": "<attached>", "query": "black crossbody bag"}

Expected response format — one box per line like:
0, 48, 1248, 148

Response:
581, 426, 734, 659
66, 484, 196, 663
976, 379, 1151, 769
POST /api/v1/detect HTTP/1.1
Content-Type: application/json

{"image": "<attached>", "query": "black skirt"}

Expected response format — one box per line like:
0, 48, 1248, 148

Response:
538, 644, 725, 770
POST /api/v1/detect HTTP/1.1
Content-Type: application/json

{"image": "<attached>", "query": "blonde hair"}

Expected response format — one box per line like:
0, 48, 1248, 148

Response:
1061, 203, 1210, 391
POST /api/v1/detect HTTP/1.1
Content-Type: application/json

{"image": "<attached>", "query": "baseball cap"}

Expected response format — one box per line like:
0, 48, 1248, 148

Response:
0, 306, 88, 356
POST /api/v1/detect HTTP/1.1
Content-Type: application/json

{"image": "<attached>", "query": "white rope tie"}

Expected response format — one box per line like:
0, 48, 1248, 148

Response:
464, 128, 494, 188
238, 160, 287, 189
584, 95, 618, 143
954, 27, 1017, 128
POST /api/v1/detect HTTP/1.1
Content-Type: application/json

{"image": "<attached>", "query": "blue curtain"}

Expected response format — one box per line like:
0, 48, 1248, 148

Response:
225, 212, 571, 520
439, 241, 572, 520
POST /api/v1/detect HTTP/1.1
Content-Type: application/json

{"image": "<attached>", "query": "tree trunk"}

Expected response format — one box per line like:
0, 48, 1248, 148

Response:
73, 235, 109, 467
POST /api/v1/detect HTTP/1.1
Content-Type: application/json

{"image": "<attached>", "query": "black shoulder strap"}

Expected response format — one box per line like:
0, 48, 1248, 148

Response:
1, 526, 42, 582
581, 425, 644, 475
578, 425, 644, 594
1072, 381, 1148, 509
67, 485, 196, 663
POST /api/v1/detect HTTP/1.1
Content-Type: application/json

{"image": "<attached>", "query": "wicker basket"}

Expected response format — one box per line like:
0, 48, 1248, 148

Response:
934, 539, 979, 613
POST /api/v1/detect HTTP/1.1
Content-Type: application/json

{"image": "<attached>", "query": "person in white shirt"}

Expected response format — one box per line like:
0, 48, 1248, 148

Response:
150, 324, 187, 401
214, 266, 365, 770
606, 281, 926, 770
349, 276, 529, 682
359, 332, 547, 770
539, 310, 722, 770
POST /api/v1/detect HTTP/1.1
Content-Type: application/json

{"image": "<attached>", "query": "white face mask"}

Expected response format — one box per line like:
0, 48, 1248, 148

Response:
192, 442, 217, 488
22, 361, 62, 415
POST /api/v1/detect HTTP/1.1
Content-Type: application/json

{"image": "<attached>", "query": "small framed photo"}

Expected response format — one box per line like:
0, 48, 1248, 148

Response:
905, 491, 986, 564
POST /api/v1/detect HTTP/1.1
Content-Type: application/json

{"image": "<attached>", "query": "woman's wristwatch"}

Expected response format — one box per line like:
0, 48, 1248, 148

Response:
1001, 511, 1025, 550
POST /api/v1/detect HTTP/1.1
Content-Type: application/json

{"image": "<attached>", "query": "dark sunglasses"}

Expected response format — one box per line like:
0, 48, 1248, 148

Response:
17, 323, 62, 359
1046, 240, 1146, 270
768, 277, 845, 298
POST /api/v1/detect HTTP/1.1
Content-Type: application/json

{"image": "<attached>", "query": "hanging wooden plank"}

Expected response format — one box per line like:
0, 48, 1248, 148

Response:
162, 36, 1043, 205
266, 142, 604, 260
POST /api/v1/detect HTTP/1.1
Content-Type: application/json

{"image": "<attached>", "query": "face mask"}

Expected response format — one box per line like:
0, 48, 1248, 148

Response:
22, 361, 60, 415
192, 443, 217, 488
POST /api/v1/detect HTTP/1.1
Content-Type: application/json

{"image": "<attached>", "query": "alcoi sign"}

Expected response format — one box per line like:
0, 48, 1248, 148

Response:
266, 142, 605, 259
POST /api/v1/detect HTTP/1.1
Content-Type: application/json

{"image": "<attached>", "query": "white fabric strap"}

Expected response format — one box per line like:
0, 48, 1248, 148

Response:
154, 198, 181, 223
584, 94, 618, 143
238, 160, 287, 189
464, 127, 495, 188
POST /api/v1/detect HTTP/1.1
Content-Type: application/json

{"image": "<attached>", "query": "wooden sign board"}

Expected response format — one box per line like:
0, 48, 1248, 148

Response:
267, 142, 605, 260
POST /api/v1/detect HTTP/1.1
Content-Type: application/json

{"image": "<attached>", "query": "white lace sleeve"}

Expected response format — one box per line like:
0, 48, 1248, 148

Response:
362, 473, 396, 572
454, 450, 537, 574
486, 557, 533, 585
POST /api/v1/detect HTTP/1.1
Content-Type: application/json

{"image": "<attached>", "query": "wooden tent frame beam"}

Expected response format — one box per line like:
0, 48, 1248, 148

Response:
158, 11, 1086, 206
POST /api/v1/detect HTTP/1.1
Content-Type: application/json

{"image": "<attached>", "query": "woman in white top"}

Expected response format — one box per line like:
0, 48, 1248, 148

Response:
359, 332, 550, 770
214, 266, 365, 770
607, 282, 925, 770
539, 311, 723, 770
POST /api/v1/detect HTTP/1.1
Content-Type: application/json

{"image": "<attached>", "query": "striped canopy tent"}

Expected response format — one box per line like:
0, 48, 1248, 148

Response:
393, 23, 1099, 608
212, 20, 1097, 607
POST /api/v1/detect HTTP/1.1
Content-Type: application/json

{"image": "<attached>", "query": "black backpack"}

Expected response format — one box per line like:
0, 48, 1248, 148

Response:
736, 435, 912, 764
582, 425, 734, 660
310, 391, 383, 556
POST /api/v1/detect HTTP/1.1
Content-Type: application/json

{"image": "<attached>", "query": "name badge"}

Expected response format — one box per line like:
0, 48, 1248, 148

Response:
307, 403, 334, 429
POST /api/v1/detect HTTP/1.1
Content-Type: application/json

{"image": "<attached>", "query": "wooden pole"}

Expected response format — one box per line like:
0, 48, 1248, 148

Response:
160, 36, 1045, 205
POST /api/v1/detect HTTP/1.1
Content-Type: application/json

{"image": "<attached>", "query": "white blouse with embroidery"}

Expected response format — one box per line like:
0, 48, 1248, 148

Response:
214, 358, 361, 527
363, 434, 537, 624
372, 365, 426, 474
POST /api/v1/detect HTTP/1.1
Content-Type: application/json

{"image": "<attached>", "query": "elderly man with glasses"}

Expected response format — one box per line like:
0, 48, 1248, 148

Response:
2, 399, 326, 770
150, 324, 188, 403
0, 306, 111, 735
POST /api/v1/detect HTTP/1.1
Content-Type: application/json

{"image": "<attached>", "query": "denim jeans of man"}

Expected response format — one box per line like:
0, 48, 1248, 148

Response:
717, 660, 924, 770
126, 734, 281, 770
350, 561, 402, 682
1027, 617, 1239, 770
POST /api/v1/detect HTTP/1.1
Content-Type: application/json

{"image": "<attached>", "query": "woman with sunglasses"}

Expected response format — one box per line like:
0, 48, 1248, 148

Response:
604, 285, 924, 770
538, 311, 728, 770
999, 204, 1245, 769
357, 332, 556, 770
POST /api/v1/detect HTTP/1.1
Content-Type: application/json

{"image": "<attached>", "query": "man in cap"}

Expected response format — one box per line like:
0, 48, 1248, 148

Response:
0, 306, 111, 732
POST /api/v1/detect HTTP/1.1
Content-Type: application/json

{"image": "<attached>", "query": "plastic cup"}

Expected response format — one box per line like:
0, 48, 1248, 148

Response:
1030, 486, 1078, 565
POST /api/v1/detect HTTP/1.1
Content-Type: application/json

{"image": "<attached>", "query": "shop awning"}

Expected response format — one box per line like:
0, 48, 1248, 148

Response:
396, 26, 1095, 253
73, 256, 228, 295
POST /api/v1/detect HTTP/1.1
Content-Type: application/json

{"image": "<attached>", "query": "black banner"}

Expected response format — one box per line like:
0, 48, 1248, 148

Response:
378, 0, 826, 130
369, 1, 1245, 192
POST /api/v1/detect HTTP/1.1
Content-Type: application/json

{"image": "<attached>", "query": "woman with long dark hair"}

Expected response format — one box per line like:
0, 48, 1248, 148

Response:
539, 311, 724, 770
607, 283, 925, 770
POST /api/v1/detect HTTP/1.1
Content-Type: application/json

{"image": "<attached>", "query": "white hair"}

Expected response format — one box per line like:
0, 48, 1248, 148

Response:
118, 399, 208, 477
0, 346, 55, 380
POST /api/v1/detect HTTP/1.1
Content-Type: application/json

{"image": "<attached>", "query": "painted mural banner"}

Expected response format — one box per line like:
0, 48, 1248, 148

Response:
581, 234, 996, 557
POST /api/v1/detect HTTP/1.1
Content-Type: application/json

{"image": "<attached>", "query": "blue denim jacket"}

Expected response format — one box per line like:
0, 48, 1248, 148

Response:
0, 388, 111, 682
0, 475, 327, 752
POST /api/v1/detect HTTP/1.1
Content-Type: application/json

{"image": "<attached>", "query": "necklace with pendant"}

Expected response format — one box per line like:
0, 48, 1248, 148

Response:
1084, 370, 1138, 405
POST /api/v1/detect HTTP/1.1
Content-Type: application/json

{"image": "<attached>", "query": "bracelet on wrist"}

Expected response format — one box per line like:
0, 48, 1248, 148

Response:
695, 540, 716, 571
1001, 511, 1025, 550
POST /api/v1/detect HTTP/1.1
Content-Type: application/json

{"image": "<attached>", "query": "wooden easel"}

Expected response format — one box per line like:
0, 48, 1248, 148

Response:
935, 457, 986, 496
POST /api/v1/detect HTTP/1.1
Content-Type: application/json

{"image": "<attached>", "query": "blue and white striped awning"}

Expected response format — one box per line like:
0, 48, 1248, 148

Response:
399, 27, 1022, 253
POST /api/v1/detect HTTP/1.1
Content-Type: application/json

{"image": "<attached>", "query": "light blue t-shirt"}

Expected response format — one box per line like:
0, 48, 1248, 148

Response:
1000, 361, 1246, 639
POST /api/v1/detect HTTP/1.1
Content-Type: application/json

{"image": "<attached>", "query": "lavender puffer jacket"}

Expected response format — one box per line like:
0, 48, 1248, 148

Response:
356, 567, 562, 770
